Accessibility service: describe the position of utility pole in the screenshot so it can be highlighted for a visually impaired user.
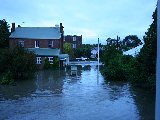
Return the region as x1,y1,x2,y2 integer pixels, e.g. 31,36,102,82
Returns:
97,38,100,84
156,1,160,120
98,38,100,68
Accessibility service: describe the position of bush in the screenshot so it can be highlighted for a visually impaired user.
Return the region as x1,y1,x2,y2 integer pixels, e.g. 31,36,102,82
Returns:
52,57,59,69
102,53,127,81
0,46,37,80
43,58,51,69
0,71,14,85
43,57,59,69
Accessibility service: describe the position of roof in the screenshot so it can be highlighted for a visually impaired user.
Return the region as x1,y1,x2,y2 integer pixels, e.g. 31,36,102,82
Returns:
10,27,61,39
123,44,143,57
27,48,60,56
58,54,69,60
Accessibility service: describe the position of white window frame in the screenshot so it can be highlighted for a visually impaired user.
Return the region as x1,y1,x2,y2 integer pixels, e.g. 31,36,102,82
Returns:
35,41,40,48
73,36,76,41
64,36,65,42
48,40,53,48
36,57,41,64
48,57,53,64
73,43,76,48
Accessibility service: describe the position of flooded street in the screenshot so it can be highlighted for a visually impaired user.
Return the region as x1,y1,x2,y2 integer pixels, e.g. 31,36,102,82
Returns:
0,62,155,120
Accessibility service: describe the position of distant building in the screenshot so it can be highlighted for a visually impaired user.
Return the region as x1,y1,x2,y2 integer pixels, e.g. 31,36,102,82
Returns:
9,23,69,68
64,35,82,49
91,47,103,58
123,44,143,57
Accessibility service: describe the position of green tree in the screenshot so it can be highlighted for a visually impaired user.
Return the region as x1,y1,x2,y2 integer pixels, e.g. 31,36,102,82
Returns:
102,45,122,65
0,46,37,81
101,7,157,89
0,19,10,48
135,8,157,88
63,42,74,58
74,48,83,58
123,35,142,48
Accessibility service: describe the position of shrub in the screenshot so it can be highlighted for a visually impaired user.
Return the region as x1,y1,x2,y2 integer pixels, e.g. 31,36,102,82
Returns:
52,57,59,69
43,58,51,69
0,46,37,80
44,57,59,69
0,71,14,85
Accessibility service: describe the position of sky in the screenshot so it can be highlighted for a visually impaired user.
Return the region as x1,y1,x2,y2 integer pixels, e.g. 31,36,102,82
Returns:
0,0,157,44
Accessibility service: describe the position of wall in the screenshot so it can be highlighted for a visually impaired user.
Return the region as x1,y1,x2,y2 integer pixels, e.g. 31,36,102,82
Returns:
65,35,82,49
9,38,60,48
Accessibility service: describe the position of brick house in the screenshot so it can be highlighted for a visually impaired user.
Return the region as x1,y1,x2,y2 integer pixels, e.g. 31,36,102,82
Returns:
9,23,69,68
64,35,82,49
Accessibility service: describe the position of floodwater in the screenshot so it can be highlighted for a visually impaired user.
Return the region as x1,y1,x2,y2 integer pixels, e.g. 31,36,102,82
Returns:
0,61,155,120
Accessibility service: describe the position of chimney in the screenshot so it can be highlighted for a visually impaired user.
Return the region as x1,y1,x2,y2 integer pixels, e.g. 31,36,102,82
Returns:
60,23,64,33
11,23,15,32
60,23,64,53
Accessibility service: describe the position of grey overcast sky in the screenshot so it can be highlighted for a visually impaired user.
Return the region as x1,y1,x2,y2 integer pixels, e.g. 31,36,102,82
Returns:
0,0,157,44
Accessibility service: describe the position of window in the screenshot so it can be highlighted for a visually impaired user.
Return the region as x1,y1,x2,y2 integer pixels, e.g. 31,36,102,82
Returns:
36,57,41,64
17,40,24,47
35,41,40,48
48,57,53,64
64,36,65,42
73,36,76,41
73,43,76,48
48,40,53,48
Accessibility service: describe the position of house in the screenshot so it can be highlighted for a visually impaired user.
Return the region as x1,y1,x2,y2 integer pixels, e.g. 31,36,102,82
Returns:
9,23,69,68
90,47,103,58
123,44,143,57
64,35,82,49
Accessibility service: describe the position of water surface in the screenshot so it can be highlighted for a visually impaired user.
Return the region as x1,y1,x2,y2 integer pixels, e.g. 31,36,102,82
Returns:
0,62,155,120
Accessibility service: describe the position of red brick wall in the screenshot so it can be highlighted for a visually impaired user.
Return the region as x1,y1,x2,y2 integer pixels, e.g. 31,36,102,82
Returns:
9,38,60,48
65,35,82,49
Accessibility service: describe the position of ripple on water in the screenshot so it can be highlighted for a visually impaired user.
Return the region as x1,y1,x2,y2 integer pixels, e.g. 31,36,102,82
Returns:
0,64,155,120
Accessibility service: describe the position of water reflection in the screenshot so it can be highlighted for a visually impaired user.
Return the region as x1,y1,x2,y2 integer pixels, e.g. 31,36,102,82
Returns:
34,70,65,95
130,87,155,120
0,62,155,120
0,79,36,100
105,81,129,101
82,65,91,70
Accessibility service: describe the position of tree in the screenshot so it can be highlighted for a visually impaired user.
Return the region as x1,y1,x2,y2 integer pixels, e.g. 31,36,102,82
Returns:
0,19,10,48
74,48,83,58
135,8,157,88
101,8,157,89
0,46,37,80
63,42,74,58
122,35,142,48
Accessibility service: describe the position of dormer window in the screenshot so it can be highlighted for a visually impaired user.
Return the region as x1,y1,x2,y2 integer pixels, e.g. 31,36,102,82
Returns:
48,40,53,48
35,41,39,48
